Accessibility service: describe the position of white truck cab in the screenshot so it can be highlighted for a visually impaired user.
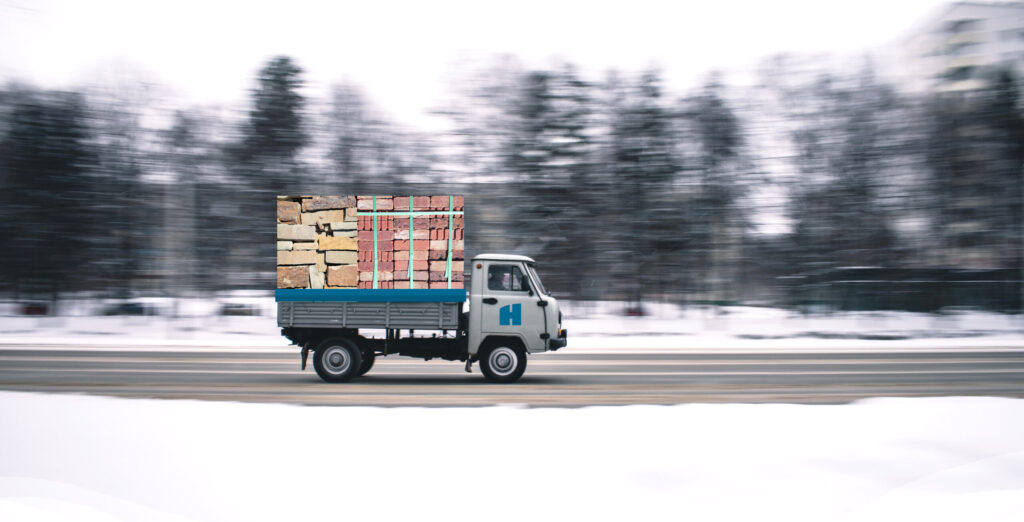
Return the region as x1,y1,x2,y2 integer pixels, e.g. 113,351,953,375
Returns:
467,254,566,381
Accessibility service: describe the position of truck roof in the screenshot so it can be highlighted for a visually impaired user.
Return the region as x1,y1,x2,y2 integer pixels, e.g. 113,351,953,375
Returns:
473,253,536,263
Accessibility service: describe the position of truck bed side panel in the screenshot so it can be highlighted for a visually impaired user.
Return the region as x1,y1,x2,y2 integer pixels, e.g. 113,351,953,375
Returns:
278,301,460,330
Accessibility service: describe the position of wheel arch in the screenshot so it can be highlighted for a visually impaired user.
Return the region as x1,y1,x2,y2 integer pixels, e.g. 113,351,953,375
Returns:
476,335,527,356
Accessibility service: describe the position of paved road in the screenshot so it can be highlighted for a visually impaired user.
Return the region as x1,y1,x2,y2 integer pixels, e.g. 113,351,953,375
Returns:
1,347,1023,406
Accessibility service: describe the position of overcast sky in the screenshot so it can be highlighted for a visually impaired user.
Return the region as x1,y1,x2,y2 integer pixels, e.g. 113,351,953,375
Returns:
1,0,951,127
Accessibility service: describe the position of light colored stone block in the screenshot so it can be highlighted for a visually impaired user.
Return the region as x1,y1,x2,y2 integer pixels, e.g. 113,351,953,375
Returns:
308,266,325,289
277,241,293,251
325,251,358,265
319,236,358,251
293,241,317,250
277,250,316,265
328,265,358,287
301,210,346,226
330,221,357,230
277,224,316,241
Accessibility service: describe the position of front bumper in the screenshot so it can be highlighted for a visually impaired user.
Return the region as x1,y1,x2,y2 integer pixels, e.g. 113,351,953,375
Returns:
548,329,567,350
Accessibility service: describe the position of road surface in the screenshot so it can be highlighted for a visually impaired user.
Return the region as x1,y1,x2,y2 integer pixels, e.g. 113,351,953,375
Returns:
1,347,1023,406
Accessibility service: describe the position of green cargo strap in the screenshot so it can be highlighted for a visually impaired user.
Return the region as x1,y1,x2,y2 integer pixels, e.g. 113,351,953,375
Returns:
446,195,454,289
408,196,414,283
372,196,378,289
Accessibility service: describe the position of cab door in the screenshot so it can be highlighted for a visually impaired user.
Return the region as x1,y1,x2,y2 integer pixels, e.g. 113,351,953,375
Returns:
480,262,546,352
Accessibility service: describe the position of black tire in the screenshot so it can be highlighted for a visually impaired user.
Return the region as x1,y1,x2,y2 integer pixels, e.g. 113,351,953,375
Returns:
479,344,527,383
357,350,376,376
313,337,363,383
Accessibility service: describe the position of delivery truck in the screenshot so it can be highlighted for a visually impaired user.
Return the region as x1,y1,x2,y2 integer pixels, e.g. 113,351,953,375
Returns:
277,253,567,383
276,195,566,382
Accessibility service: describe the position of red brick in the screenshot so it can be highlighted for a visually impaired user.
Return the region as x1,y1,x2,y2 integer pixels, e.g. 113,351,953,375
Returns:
429,281,449,289
395,250,409,261
413,250,428,260
394,240,409,251
453,195,464,211
357,196,373,210
413,217,429,228
394,197,411,211
376,230,394,242
453,250,464,260
429,271,446,281
358,262,372,271
412,270,428,281
375,196,393,211
413,196,430,211
454,216,464,228
430,196,449,209
429,250,446,260
412,229,428,240
412,259,429,271
377,262,393,272
395,218,410,230
376,240,393,253
453,271,464,282
395,269,409,281
430,261,447,272
394,281,410,289
430,217,447,229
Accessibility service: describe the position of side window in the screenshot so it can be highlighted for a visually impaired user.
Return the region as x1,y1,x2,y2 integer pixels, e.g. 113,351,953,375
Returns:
487,265,528,292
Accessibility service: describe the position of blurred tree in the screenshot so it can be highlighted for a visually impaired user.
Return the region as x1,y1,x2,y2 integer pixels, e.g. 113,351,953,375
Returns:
924,67,1024,269
782,66,905,273
605,71,685,302
0,88,97,301
321,83,436,190
682,78,750,304
244,56,307,164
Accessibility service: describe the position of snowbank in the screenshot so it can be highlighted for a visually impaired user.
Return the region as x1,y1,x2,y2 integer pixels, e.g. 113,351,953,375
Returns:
0,392,1021,521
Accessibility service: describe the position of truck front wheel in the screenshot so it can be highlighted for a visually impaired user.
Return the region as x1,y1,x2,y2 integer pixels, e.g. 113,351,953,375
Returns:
313,337,363,383
479,345,527,383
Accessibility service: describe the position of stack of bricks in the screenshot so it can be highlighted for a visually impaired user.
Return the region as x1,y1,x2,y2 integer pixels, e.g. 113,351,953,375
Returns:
277,195,464,290
355,195,465,289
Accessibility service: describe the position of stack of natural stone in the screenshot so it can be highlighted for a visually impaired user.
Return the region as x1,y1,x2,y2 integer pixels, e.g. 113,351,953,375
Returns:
276,195,465,290
277,196,359,289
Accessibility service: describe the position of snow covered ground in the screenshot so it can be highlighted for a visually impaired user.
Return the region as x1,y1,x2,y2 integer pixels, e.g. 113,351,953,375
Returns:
0,392,1022,522
1,298,1023,353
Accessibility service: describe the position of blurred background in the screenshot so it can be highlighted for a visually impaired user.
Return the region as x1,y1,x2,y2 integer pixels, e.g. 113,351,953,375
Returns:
1,0,1023,321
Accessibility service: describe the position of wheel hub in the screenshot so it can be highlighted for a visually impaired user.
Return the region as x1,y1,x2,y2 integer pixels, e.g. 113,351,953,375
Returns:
489,347,517,375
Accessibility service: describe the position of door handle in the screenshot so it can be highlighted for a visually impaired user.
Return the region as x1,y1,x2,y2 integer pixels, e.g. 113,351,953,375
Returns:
482,298,498,305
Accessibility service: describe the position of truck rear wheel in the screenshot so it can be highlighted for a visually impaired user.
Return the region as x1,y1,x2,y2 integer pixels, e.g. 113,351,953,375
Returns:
479,344,527,383
313,337,363,382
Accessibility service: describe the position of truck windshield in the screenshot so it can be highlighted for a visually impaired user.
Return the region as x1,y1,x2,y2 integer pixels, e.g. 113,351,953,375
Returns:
526,264,548,296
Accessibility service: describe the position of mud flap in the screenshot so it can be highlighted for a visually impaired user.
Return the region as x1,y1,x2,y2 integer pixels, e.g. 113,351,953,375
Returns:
301,345,310,370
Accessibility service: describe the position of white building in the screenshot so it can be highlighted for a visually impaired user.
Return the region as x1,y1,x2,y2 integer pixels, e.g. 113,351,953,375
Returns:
903,2,1024,91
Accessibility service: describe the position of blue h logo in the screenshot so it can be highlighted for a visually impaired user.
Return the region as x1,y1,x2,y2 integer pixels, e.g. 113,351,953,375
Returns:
499,303,521,326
